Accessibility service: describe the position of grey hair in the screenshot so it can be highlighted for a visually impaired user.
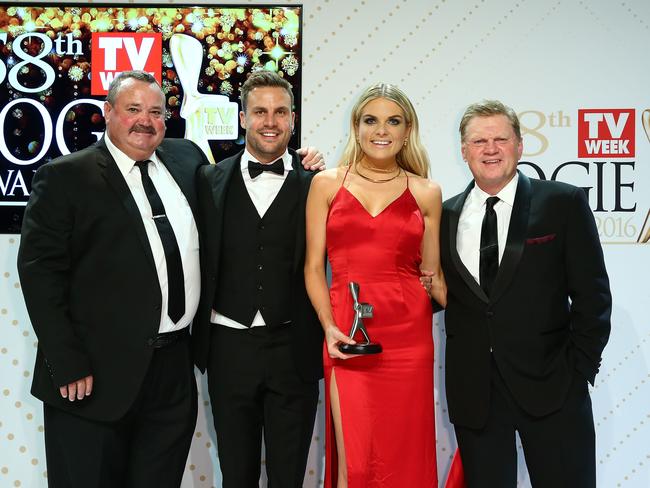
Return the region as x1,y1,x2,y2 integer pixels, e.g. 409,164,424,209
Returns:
459,100,521,142
106,70,161,105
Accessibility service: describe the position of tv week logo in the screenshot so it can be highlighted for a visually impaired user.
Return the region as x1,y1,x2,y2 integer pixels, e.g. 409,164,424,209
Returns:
91,33,162,96
578,109,635,158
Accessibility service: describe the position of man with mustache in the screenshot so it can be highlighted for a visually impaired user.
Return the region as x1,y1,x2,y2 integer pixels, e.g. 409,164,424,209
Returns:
18,70,203,487
17,70,322,487
194,70,323,487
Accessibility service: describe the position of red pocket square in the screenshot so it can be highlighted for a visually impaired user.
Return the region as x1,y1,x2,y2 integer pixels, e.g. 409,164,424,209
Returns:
526,233,556,245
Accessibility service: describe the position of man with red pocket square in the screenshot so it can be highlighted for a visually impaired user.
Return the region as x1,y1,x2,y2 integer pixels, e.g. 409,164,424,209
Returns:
438,100,611,487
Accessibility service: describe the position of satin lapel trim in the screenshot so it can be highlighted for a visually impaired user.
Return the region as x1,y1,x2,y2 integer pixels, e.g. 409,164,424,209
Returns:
210,157,237,215
208,157,238,274
292,154,311,273
97,150,157,273
156,146,198,219
490,172,531,304
449,181,488,303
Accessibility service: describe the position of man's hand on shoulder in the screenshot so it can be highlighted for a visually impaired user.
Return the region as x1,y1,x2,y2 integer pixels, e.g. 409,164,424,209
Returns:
60,375,93,402
297,147,325,171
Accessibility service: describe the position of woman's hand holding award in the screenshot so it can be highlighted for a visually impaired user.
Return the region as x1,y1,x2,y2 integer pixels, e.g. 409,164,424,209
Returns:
338,282,382,355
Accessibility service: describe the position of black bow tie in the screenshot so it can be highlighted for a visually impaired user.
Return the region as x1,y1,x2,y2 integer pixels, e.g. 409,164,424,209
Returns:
248,158,284,179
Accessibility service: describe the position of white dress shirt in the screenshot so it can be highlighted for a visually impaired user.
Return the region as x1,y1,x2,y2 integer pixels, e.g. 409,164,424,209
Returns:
457,173,519,287
105,135,200,334
211,149,293,329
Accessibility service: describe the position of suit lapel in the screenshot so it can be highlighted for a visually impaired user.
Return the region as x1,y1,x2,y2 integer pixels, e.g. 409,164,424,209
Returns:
207,153,240,273
210,154,239,216
292,152,311,273
156,144,198,219
96,140,157,273
490,171,531,303
449,181,488,302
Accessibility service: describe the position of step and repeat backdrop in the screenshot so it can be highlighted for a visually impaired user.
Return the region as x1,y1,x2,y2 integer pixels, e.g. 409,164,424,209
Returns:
0,1,648,487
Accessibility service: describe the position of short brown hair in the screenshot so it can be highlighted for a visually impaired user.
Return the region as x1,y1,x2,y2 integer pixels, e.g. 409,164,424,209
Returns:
240,71,294,112
459,100,521,142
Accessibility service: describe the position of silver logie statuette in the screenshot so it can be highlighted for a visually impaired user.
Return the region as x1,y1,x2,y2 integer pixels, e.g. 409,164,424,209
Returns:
338,282,382,355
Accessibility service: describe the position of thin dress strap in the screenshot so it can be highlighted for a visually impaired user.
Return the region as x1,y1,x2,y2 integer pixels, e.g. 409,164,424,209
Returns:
341,163,353,186
404,168,410,189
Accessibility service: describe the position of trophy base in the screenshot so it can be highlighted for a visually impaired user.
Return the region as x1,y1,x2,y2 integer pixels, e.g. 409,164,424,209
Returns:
339,342,382,355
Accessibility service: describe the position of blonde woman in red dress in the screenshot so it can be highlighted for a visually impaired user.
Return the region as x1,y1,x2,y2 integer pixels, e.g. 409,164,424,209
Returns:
305,83,447,488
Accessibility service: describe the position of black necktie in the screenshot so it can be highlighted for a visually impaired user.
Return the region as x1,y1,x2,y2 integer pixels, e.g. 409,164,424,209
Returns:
134,160,185,323
479,196,500,297
248,158,284,179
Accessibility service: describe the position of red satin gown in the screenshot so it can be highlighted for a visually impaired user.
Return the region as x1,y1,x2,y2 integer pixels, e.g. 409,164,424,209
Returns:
324,172,437,487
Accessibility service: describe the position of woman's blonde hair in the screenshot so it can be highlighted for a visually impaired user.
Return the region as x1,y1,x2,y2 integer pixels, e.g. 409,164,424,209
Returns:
339,83,430,178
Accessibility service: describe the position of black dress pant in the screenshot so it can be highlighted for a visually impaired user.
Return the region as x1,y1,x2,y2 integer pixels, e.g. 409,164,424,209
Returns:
455,362,596,488
44,336,197,488
207,323,319,488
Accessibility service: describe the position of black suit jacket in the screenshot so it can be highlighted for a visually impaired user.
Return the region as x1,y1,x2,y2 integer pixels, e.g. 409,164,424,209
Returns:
440,172,611,429
193,149,324,382
17,138,208,422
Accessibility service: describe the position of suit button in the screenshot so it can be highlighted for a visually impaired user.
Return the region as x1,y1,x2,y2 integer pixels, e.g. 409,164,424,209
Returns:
258,245,264,251
259,223,266,230
257,264,263,271
486,311,494,318
257,284,263,291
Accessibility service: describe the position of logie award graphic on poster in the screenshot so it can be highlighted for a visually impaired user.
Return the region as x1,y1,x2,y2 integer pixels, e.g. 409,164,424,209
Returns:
515,106,650,245
0,4,303,232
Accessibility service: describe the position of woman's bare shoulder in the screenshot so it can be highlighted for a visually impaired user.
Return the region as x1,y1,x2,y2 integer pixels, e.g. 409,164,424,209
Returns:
407,173,442,200
311,166,347,195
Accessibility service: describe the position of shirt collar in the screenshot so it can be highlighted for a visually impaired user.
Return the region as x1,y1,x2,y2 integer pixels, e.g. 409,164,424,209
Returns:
240,148,292,172
470,171,519,209
104,133,160,178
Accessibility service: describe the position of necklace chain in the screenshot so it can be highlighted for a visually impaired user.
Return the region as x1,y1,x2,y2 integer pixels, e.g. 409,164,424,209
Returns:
355,163,402,183
358,161,400,174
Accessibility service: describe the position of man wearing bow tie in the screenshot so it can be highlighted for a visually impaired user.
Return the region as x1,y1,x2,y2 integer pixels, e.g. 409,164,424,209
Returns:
438,100,611,487
194,71,324,487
